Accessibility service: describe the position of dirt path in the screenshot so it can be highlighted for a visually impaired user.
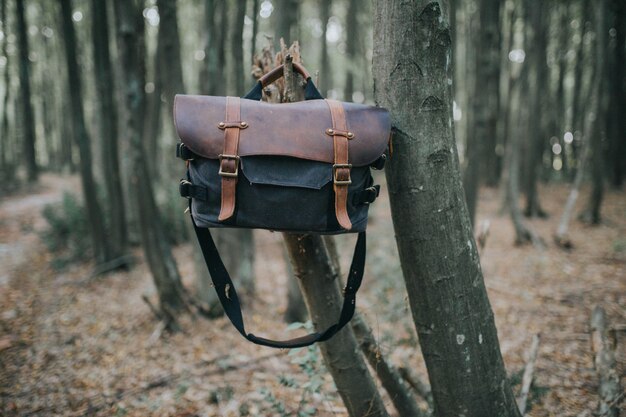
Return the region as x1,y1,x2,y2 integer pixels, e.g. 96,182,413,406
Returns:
1,175,625,416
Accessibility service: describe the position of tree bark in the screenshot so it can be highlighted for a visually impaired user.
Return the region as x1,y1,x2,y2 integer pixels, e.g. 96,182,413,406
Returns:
571,0,592,147
606,0,626,188
283,245,307,323
0,0,11,182
231,0,247,93
522,0,547,218
16,0,38,182
59,0,111,264
503,3,541,246
352,313,426,417
91,0,128,262
250,0,259,63
323,235,424,416
283,234,389,417
585,0,608,225
590,306,622,417
373,2,522,416
319,0,332,96
344,0,358,102
464,0,501,225
113,0,187,325
274,0,299,46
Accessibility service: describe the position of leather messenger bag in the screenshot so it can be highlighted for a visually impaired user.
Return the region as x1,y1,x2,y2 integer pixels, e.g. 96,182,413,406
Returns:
175,62,391,348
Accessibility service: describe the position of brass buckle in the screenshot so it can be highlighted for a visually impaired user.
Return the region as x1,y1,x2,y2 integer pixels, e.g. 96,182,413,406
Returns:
333,163,352,185
218,154,240,177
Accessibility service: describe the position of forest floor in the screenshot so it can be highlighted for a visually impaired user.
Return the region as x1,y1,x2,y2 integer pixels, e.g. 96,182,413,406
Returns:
0,173,624,417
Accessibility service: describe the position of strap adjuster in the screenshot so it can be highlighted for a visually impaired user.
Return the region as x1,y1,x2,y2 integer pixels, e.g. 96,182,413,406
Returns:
179,179,192,199
176,143,195,161
179,179,208,201
333,163,352,185
218,154,240,178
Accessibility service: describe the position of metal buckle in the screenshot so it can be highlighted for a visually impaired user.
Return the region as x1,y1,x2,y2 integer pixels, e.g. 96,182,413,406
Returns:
218,154,240,177
363,186,377,205
179,179,192,199
333,163,352,185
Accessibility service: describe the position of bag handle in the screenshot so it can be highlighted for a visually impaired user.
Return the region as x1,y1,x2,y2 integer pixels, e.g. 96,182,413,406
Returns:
259,62,311,87
243,62,324,102
190,216,366,349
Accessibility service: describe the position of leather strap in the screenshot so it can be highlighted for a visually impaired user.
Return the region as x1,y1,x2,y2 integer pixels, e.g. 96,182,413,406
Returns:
259,62,311,87
325,99,353,230
218,97,245,221
189,213,367,349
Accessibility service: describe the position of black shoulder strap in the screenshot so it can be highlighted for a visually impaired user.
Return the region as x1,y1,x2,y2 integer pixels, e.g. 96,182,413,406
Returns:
190,216,366,349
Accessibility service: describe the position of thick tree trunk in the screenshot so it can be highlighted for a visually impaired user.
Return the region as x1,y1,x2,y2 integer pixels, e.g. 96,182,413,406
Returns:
113,0,187,325
373,2,522,417
231,0,247,93
16,0,37,182
464,0,501,225
523,0,547,218
59,0,111,264
91,0,128,262
344,0,358,102
319,0,332,96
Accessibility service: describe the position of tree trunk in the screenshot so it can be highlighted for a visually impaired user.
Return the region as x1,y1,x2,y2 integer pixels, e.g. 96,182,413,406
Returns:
319,0,332,96
344,0,358,102
250,0,259,63
274,0,299,45
113,0,187,326
16,0,38,182
464,0,502,225
91,0,128,263
503,4,540,246
324,236,425,416
522,0,547,218
283,245,307,323
606,0,626,188
231,0,247,93
283,234,389,417
0,0,11,182
352,314,427,417
585,0,608,225
59,0,111,264
373,2,523,416
590,306,622,417
570,0,591,164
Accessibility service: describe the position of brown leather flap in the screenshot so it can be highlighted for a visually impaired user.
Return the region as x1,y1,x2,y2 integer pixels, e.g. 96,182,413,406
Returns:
174,95,391,167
